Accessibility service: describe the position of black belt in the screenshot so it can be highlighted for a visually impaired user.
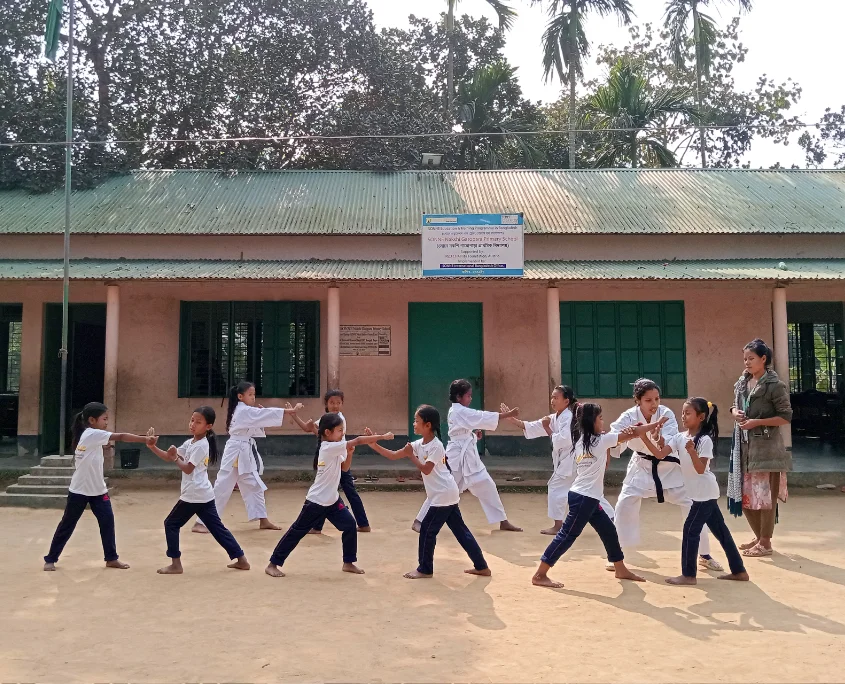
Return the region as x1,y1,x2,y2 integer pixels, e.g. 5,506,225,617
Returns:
637,452,680,503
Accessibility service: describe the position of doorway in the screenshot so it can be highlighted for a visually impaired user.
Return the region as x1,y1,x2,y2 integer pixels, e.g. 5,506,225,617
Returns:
408,302,484,445
41,304,107,454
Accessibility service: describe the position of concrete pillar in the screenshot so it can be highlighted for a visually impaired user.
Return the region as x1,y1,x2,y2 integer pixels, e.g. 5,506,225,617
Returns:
772,285,792,448
547,286,562,391
104,285,120,429
17,297,44,455
327,286,340,390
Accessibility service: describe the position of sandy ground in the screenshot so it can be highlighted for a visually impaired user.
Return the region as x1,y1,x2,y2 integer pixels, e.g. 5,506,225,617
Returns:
1,487,844,683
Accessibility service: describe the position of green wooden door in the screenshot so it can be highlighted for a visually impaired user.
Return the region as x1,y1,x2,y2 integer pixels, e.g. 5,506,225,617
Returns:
408,303,484,444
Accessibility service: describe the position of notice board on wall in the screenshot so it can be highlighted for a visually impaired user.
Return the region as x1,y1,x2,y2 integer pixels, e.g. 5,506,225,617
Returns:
340,325,391,356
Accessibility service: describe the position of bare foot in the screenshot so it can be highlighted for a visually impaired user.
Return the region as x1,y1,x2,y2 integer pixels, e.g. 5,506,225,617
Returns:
614,564,645,582
43,562,56,571
342,563,365,574
265,563,285,577
499,520,523,532
404,570,433,579
411,520,421,533
357,526,371,533
259,518,282,531
191,523,209,534
541,525,561,535
465,567,492,576
739,538,760,550
532,571,564,588
227,556,250,570
718,571,750,581
308,529,323,535
106,560,130,569
157,560,183,575
665,575,697,585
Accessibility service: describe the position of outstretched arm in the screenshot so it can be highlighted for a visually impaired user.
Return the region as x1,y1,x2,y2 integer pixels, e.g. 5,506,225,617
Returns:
641,432,672,459
616,418,669,445
500,403,526,429
348,432,394,449
286,403,317,434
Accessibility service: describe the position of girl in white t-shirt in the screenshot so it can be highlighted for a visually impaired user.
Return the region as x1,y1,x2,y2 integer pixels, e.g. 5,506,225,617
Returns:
147,406,249,574
532,403,664,589
43,402,155,571
368,405,490,579
265,413,392,578
641,397,749,586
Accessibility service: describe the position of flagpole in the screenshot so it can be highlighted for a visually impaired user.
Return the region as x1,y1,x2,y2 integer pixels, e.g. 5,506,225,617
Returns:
58,0,74,457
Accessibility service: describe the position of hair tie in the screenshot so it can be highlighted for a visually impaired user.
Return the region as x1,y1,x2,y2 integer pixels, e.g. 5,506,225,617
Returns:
707,401,712,409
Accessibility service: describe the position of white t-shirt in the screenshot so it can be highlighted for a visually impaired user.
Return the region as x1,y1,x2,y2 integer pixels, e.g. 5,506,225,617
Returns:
307,439,348,506
569,433,620,500
412,438,459,507
177,437,215,504
69,428,111,496
668,432,720,502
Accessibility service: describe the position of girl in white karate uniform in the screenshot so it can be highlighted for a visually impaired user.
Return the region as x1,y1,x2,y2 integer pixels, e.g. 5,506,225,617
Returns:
193,381,298,534
507,385,614,535
609,378,723,572
412,379,522,533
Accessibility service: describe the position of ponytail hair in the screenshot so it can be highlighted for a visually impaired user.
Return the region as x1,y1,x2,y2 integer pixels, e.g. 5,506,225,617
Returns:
415,404,443,442
226,381,255,431
313,412,345,470
554,384,577,415
194,405,219,465
71,402,108,450
687,397,719,455
570,402,602,457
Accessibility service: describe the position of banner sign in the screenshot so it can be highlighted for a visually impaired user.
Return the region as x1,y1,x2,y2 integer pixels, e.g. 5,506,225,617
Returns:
421,213,524,277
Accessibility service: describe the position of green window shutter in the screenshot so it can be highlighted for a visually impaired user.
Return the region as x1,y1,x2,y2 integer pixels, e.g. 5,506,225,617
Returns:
662,302,687,397
262,302,320,398
560,302,574,382
178,302,192,397
262,302,293,397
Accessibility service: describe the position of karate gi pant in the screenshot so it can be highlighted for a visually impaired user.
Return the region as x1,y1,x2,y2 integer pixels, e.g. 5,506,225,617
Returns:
548,472,615,522
614,478,711,556
213,467,269,522
416,468,507,525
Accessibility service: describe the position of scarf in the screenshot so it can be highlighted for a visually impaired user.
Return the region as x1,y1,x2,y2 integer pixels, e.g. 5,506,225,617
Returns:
727,372,748,517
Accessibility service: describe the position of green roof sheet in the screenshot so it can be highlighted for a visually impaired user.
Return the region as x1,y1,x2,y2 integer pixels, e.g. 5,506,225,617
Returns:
1,169,844,236
1,258,842,281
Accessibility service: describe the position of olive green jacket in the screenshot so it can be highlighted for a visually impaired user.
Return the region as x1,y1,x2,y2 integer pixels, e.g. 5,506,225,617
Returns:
734,369,793,473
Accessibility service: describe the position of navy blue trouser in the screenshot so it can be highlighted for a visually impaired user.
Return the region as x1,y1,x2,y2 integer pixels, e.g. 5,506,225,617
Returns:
165,499,244,560
271,498,357,566
45,491,118,563
418,504,488,575
541,491,623,567
312,469,369,531
682,499,746,577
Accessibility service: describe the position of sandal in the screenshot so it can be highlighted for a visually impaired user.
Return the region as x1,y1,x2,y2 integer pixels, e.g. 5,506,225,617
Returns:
739,539,760,551
742,544,773,557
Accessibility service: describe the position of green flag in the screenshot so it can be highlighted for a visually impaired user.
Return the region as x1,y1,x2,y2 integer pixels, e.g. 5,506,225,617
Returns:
44,0,63,62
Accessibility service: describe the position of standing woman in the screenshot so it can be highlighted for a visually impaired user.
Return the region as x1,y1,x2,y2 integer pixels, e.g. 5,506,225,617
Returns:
728,339,792,558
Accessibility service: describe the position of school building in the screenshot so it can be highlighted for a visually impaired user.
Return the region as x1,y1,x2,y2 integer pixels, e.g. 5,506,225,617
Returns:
1,168,844,458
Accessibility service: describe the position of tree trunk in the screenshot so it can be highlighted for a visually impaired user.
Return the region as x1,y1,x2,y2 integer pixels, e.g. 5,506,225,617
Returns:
567,4,577,169
445,0,455,114
630,136,638,168
693,3,707,168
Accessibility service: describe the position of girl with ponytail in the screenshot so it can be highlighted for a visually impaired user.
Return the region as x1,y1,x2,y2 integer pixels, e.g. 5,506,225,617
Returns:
641,398,748,585
265,414,391,578
192,381,301,534
505,385,613,535
44,402,156,571
367,406,490,580
147,406,249,574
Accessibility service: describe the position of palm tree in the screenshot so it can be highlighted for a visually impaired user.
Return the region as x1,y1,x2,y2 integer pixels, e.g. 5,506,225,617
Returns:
532,0,634,168
445,0,517,112
456,63,544,168
664,0,753,167
585,57,696,168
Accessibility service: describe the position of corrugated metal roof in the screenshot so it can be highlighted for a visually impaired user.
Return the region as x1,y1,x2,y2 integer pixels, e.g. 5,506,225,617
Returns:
1,169,844,236
1,258,843,281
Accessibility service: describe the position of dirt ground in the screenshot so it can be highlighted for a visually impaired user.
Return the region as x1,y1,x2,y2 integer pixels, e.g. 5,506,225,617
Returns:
1,487,844,683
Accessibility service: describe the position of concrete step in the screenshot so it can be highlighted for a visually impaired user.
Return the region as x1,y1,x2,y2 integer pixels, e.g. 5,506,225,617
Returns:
7,483,74,495
41,455,73,467
17,474,75,487
0,487,117,508
29,465,77,477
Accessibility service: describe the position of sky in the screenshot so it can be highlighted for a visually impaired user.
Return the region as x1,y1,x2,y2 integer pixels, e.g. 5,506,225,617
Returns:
365,0,844,167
